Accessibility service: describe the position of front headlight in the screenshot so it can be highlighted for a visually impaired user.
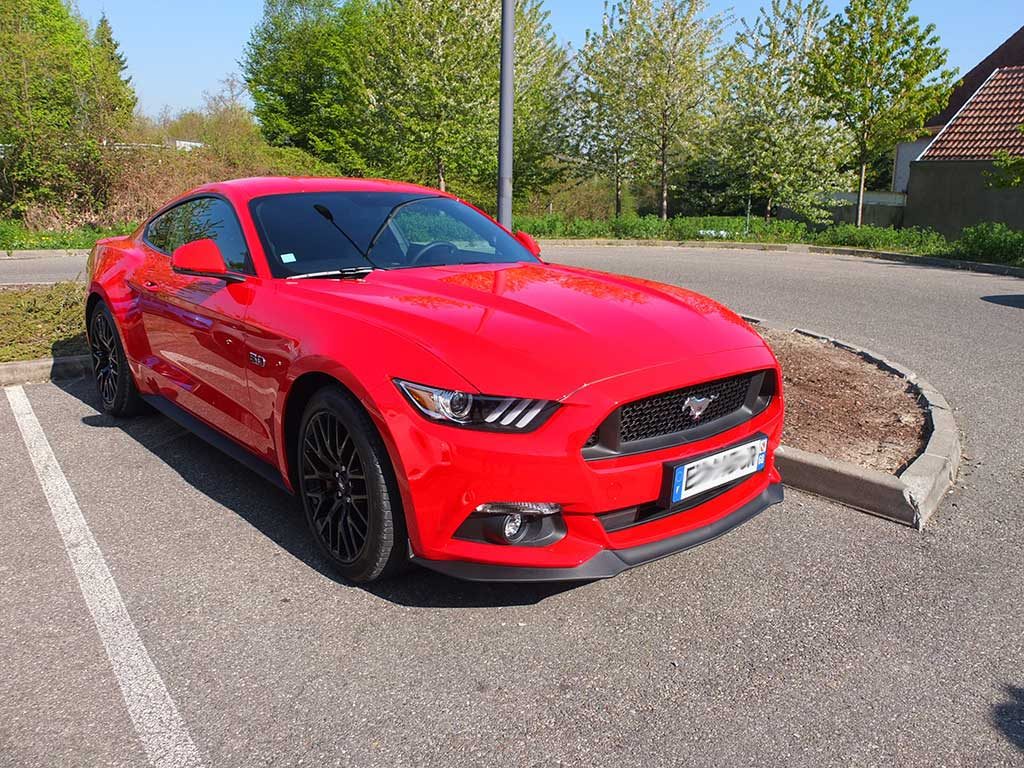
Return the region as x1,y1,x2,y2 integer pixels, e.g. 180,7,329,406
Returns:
395,379,558,431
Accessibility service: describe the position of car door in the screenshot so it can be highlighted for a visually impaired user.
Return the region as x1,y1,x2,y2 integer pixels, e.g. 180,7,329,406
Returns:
134,196,264,451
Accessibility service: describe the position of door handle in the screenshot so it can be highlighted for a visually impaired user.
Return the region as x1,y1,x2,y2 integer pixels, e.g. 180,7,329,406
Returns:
142,280,159,292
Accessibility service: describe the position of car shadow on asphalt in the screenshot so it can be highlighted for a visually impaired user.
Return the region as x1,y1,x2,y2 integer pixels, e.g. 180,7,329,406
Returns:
993,685,1024,753
52,374,582,609
980,294,1024,309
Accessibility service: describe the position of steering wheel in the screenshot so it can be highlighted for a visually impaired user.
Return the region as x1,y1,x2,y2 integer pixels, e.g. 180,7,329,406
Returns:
410,241,458,265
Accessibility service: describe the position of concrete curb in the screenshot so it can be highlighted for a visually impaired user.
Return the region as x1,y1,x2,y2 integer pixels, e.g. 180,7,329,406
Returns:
0,355,91,386
0,248,89,260
540,239,1024,279
2,328,961,530
744,315,960,529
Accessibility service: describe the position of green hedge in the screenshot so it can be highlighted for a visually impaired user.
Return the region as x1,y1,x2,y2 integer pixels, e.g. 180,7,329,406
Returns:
951,223,1024,267
3,214,1021,269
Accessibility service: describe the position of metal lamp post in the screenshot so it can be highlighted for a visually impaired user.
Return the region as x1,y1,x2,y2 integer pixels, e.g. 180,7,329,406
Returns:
497,0,514,228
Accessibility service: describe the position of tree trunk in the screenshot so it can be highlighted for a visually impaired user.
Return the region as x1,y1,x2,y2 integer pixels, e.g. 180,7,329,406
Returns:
615,171,622,218
765,196,773,223
660,137,669,221
856,162,867,227
437,157,446,192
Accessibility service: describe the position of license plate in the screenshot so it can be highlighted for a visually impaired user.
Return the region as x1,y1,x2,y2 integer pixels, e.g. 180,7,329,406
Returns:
670,437,768,503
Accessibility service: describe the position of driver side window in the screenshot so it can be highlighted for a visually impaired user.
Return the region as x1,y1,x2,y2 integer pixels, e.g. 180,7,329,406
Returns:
145,197,253,274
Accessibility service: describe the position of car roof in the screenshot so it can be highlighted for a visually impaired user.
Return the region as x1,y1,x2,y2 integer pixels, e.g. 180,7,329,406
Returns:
188,176,445,203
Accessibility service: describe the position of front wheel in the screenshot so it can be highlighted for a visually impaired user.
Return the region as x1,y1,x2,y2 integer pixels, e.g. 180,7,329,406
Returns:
297,386,407,582
88,302,145,417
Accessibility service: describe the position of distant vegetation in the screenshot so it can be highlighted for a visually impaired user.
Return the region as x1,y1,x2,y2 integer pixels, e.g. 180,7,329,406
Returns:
4,215,1019,268
1,0,961,231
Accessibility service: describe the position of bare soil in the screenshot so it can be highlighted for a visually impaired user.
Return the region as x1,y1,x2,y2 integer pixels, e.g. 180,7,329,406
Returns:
758,327,927,474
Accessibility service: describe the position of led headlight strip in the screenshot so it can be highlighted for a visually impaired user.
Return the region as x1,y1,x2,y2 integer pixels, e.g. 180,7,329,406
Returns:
395,379,558,432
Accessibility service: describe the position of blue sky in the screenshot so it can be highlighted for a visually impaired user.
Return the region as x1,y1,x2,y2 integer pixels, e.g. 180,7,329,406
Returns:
75,0,1024,116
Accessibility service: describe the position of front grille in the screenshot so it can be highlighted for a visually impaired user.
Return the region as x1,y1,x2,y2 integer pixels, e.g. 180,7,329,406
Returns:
619,372,755,443
583,370,772,459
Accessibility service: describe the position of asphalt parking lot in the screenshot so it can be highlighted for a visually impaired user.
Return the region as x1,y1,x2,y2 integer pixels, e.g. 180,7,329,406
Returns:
2,246,1022,767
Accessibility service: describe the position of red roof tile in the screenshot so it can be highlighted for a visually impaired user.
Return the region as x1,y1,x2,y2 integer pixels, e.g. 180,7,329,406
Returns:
927,25,1024,128
922,66,1024,161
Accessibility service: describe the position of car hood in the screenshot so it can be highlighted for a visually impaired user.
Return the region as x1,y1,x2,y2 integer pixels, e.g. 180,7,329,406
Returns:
291,262,768,398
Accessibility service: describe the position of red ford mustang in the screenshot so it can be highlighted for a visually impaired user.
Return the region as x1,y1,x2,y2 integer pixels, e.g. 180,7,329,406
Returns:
86,177,784,582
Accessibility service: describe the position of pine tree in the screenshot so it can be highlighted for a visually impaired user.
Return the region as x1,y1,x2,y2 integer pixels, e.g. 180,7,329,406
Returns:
90,14,137,143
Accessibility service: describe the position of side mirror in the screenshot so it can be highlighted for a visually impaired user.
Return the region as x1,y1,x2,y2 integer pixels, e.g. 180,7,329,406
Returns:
171,239,243,282
514,230,541,257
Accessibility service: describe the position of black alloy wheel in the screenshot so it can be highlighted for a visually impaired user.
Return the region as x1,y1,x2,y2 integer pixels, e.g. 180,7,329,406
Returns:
88,302,144,417
301,410,371,563
297,386,406,582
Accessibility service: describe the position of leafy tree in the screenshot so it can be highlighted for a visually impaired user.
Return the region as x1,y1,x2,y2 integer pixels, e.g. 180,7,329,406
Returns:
365,0,566,205
245,0,566,208
722,0,851,221
631,0,723,219
244,0,374,174
991,126,1024,188
807,0,957,226
571,2,642,217
0,0,100,214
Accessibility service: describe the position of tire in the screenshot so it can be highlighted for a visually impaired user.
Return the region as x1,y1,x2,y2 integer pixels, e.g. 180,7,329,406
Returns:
297,385,407,582
88,302,145,417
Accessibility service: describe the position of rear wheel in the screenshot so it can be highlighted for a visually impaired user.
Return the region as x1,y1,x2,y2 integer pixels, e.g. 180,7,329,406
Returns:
89,302,144,417
297,386,406,582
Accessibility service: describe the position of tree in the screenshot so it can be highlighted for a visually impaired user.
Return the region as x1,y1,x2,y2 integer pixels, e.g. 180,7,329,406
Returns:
244,0,374,174
722,0,851,221
631,0,723,219
991,126,1024,188
89,13,136,143
807,0,956,226
0,0,101,215
364,0,565,204
245,0,566,208
571,2,642,217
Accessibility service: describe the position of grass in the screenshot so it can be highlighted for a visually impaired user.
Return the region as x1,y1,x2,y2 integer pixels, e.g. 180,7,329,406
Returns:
0,282,88,362
0,219,136,251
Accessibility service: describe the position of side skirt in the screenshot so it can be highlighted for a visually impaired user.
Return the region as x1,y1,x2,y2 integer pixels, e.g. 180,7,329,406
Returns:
141,394,291,493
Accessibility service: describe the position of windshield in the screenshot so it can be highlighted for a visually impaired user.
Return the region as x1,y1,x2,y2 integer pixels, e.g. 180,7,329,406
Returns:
248,191,539,278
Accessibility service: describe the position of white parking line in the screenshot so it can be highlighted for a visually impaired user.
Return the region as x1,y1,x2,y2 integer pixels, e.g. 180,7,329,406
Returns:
5,385,204,768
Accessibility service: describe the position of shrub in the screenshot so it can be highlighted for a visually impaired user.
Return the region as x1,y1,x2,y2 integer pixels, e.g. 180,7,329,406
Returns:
813,224,949,255
951,223,1024,267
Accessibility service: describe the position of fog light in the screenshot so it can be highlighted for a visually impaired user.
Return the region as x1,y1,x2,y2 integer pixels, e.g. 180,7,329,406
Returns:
502,513,524,541
476,502,563,545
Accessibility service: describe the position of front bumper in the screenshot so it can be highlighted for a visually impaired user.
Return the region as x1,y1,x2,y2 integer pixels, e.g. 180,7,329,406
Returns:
412,482,783,581
374,346,784,580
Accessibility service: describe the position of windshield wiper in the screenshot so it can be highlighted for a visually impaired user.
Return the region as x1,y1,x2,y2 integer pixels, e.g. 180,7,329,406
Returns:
366,195,438,258
293,267,374,280
313,203,380,270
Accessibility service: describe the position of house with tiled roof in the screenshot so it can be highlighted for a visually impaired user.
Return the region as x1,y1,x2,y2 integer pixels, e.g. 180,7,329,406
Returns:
893,25,1024,193
903,64,1024,237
